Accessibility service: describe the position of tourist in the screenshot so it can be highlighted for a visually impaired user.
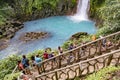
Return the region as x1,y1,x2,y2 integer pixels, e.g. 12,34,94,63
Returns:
67,43,75,64
30,55,35,67
22,55,32,75
68,43,74,50
48,51,54,59
22,55,29,68
58,46,64,60
106,40,112,47
17,60,24,71
35,55,42,65
18,71,32,80
100,35,107,51
73,42,77,48
43,50,48,59
100,35,106,47
92,35,96,41
58,46,63,55
34,55,42,74
48,51,55,66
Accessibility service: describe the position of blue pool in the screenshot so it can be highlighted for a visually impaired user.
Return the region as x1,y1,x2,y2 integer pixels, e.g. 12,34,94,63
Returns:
0,16,97,59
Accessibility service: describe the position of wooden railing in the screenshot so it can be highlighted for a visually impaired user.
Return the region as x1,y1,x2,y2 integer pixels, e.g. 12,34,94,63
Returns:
35,31,120,74
12,65,18,74
11,31,120,76
35,49,120,80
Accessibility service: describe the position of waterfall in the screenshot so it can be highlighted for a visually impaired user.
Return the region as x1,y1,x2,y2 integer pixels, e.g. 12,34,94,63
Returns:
70,0,89,22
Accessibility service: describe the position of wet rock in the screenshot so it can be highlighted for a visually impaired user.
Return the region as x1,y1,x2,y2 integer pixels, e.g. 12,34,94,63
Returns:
0,39,9,50
11,21,23,27
19,32,50,42
70,32,88,40
0,20,23,40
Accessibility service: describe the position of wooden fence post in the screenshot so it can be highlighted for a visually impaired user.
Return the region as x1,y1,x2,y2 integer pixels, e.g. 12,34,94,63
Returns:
42,62,45,72
37,65,41,74
76,48,80,62
58,56,61,68
55,71,58,80
98,40,102,55
35,78,37,80
106,54,113,66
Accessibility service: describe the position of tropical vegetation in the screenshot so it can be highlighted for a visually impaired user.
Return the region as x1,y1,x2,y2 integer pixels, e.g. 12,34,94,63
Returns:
86,66,120,80
90,0,120,36
0,0,120,80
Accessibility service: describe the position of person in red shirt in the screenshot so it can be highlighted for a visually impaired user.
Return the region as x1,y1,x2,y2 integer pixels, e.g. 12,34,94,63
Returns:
43,50,48,59
18,60,24,71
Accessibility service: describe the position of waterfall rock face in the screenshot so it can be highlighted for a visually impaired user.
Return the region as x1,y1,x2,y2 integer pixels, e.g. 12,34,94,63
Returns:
70,0,89,22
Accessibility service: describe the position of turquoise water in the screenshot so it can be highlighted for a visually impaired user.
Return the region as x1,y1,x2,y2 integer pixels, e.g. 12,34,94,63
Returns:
0,16,96,59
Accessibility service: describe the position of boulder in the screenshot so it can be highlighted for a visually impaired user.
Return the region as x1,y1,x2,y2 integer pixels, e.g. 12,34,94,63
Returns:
70,32,88,40
19,32,51,42
0,20,23,40
0,39,9,50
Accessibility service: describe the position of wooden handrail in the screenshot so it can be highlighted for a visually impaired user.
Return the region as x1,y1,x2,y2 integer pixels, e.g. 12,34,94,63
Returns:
37,31,120,65
12,65,18,74
35,49,120,78
11,31,120,76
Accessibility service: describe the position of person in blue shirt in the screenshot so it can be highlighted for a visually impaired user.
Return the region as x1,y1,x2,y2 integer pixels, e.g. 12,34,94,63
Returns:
35,55,42,66
22,55,29,68
22,55,32,75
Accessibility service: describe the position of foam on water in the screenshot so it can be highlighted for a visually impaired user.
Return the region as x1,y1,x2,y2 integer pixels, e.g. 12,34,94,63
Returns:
70,0,89,22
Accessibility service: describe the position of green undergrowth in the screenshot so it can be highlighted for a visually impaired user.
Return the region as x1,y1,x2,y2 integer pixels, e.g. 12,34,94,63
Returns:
0,48,59,80
0,0,77,21
72,66,120,80
0,0,120,79
4,72,20,80
90,0,120,36
0,55,20,80
0,7,14,26
86,66,120,80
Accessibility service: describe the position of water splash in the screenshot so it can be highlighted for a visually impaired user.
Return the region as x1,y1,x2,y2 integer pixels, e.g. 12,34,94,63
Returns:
70,0,89,22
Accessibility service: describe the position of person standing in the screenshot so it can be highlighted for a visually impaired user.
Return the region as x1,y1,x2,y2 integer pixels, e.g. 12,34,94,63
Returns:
35,55,42,65
17,60,24,71
43,50,48,59
58,46,63,55
92,35,96,41
35,55,42,74
21,55,32,75
22,55,29,68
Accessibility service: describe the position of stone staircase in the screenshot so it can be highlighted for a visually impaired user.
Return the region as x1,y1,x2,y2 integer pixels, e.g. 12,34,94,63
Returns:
32,31,120,75
12,31,120,80
35,49,120,80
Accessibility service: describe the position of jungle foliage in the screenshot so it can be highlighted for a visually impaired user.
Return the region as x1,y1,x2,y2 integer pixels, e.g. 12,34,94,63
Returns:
0,0,120,79
90,0,120,35
0,50,44,80
86,66,120,80
0,55,20,80
0,0,76,21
